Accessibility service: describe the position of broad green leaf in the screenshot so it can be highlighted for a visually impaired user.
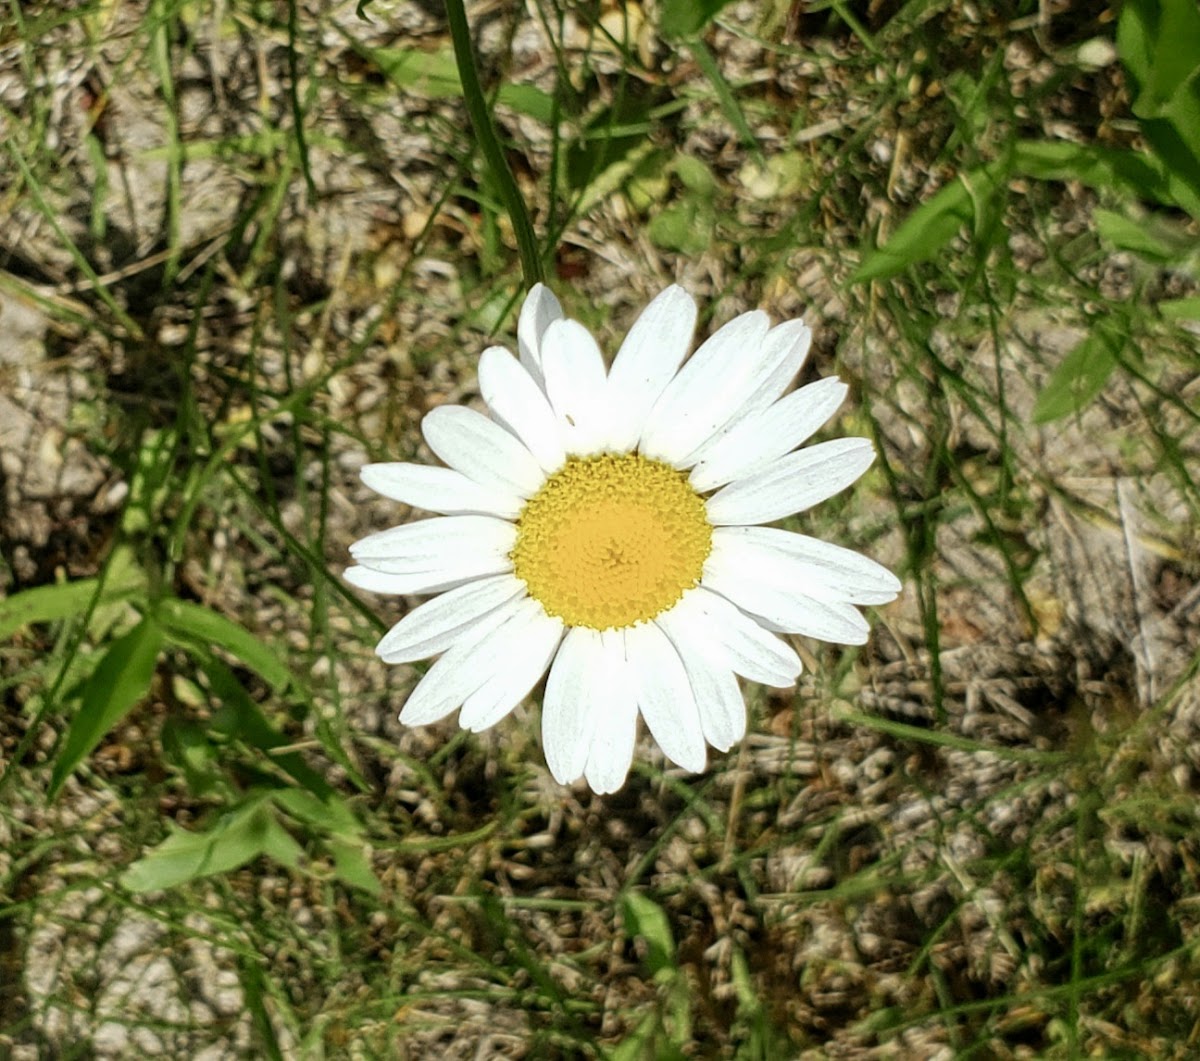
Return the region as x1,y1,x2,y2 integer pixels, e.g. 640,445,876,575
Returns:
1138,110,1200,220
48,616,163,799
121,797,302,892
271,790,380,894
202,657,333,799
851,163,1005,283
660,0,737,39
0,546,145,641
272,788,360,835
621,892,676,976
1011,140,1176,207
2,580,121,641
158,597,291,691
1031,328,1123,424
1115,5,1200,218
1117,0,1200,118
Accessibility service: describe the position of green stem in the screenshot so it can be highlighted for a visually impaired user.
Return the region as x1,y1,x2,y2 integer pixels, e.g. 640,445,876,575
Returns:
443,0,545,290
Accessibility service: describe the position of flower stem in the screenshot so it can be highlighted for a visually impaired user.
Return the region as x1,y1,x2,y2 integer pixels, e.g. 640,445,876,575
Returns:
444,0,545,290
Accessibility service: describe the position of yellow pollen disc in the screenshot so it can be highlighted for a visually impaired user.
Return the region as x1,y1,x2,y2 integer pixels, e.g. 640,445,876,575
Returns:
511,454,713,630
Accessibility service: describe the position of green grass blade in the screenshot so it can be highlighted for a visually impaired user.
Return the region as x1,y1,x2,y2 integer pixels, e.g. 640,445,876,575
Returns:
686,39,763,161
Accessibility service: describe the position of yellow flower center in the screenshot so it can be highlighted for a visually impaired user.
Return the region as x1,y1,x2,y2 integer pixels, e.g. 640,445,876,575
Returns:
511,454,713,630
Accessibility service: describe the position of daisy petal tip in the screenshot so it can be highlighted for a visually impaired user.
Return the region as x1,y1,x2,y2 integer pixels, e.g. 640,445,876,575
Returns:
678,747,708,775
545,759,583,787
658,282,697,313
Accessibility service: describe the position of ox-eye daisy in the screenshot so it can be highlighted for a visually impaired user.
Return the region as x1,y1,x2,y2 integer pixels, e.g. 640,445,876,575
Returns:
348,285,900,793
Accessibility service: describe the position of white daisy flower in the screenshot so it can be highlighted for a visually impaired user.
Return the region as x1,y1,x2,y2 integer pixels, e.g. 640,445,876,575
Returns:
348,285,900,794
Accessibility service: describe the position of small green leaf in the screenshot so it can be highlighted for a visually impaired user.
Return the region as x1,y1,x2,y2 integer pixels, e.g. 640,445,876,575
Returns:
621,892,676,977
648,202,713,254
498,83,556,124
1093,207,1195,262
659,0,737,39
1031,328,1123,424
48,616,163,799
327,837,382,896
852,164,1005,283
1,581,115,641
609,1013,666,1061
121,797,301,892
370,45,462,99
673,153,717,196
358,43,554,122
1160,297,1200,321
158,597,291,691
272,788,360,835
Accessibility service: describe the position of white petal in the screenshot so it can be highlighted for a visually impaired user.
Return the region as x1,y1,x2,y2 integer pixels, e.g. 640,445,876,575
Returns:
478,346,567,475
349,515,515,573
541,627,603,784
740,319,812,414
345,565,409,595
458,607,564,733
584,630,639,794
540,318,611,455
361,462,524,519
604,286,697,451
399,601,538,726
705,437,875,526
658,610,746,752
375,575,527,663
703,544,871,644
345,565,496,598
422,405,546,498
663,587,801,687
713,526,901,605
638,310,771,465
624,622,707,773
517,283,563,387
688,377,848,492
672,319,820,469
